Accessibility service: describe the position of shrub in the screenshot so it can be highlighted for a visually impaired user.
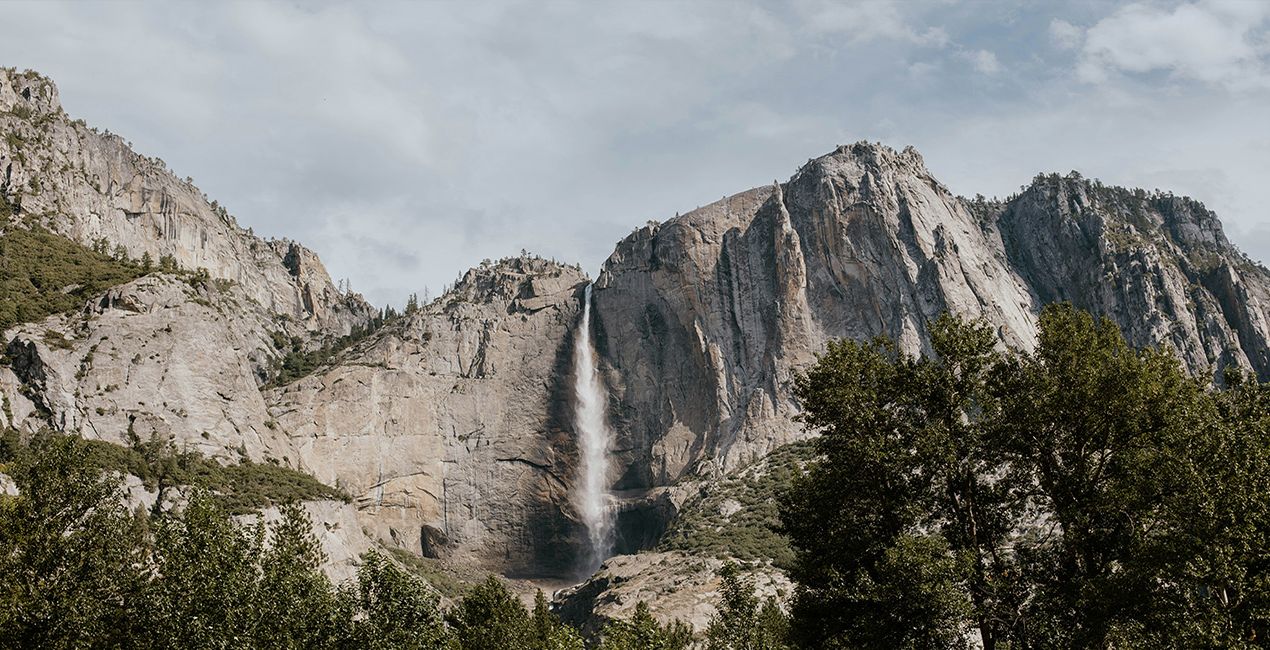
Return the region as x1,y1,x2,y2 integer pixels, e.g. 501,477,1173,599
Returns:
0,226,144,332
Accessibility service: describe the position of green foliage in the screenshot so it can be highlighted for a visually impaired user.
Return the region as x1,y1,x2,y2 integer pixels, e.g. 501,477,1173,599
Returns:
386,547,487,601
0,225,145,332
782,305,1270,649
0,432,450,648
142,492,273,647
781,314,1003,649
25,429,350,515
658,441,811,566
344,551,452,649
448,575,532,650
257,502,347,647
704,563,790,650
597,602,694,650
995,306,1266,647
531,590,586,650
0,432,148,648
267,313,394,387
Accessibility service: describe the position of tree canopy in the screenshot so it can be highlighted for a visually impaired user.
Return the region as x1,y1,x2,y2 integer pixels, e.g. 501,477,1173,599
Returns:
780,304,1270,649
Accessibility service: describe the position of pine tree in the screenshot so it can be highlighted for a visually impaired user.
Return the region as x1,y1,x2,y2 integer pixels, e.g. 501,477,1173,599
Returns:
344,550,451,649
529,590,584,650
598,602,693,650
448,575,531,650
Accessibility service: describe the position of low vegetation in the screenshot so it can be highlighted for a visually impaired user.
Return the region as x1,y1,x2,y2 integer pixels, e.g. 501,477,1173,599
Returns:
268,326,377,387
386,547,479,600
1,428,347,516
0,225,146,332
657,441,812,567
267,306,402,387
0,430,743,649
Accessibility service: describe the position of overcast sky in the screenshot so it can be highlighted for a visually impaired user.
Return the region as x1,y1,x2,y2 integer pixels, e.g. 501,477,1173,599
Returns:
2,1,1268,307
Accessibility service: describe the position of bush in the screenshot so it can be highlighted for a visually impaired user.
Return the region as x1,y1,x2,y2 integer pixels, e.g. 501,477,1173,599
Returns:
657,441,812,567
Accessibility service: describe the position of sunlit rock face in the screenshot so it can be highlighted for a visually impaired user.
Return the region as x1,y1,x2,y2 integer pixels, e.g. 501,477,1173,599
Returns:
267,257,595,578
0,68,372,338
594,143,1270,495
593,143,1039,487
996,174,1270,380
571,143,1270,627
1,69,371,462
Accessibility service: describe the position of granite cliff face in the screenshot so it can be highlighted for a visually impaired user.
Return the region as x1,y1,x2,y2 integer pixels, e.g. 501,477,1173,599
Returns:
5,68,1270,628
1,68,372,460
557,144,1270,627
996,174,1270,379
2,275,296,461
0,69,371,337
593,144,1038,485
592,144,1270,492
267,257,593,578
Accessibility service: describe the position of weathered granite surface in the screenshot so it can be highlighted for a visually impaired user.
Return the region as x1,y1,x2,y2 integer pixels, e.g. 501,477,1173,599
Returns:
593,143,1270,491
5,68,1270,630
267,257,593,578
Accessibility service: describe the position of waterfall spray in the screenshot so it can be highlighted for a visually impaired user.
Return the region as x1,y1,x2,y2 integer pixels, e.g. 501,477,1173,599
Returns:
573,284,615,573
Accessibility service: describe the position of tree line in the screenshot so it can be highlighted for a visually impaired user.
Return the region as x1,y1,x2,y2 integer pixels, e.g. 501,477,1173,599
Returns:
3,303,1267,648
0,431,781,649
780,304,1270,648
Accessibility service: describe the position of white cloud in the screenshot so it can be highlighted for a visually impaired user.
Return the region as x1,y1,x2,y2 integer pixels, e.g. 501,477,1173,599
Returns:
970,50,1001,75
793,0,946,46
1076,1,1270,88
1,0,1267,303
1049,19,1082,50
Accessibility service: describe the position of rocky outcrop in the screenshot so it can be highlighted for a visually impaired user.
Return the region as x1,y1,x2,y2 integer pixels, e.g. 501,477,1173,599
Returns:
267,257,593,578
997,173,1270,380
594,144,1039,483
0,68,371,337
0,472,17,497
1,274,296,461
1,67,376,464
554,552,792,636
593,144,1270,495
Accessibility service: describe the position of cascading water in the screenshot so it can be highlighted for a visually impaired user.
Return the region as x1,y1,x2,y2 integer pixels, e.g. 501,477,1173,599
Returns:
573,284,615,573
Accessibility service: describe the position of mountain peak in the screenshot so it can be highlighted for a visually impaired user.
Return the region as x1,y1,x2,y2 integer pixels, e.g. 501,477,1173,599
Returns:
0,68,61,117
443,253,586,308
1014,170,1236,259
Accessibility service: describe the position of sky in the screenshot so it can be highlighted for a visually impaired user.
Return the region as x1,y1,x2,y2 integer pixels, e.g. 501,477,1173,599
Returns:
1,0,1268,308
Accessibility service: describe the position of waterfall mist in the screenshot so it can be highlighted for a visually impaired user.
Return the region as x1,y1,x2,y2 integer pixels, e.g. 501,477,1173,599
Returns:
572,284,615,574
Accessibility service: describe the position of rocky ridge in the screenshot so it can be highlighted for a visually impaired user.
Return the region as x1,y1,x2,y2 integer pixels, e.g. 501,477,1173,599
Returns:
0,68,371,340
591,143,1270,491
1,67,375,458
557,143,1270,626
4,67,1270,630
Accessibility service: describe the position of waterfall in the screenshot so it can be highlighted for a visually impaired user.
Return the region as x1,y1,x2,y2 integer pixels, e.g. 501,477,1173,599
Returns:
573,284,614,573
